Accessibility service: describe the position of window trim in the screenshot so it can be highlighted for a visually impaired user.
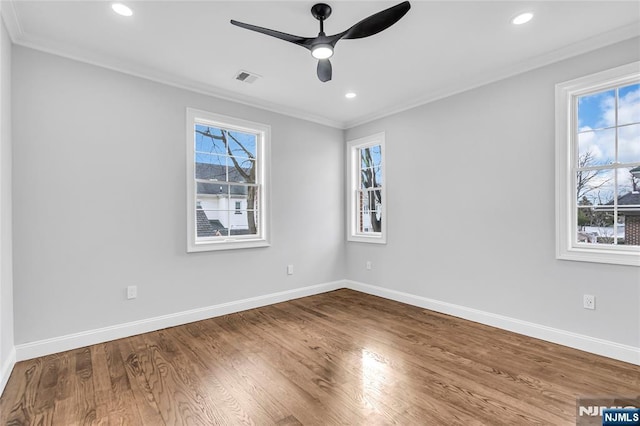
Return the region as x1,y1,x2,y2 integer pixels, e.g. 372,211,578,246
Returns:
186,108,271,252
347,132,387,244
555,61,640,266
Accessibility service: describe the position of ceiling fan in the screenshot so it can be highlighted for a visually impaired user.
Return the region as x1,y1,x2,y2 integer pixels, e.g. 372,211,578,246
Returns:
231,2,411,83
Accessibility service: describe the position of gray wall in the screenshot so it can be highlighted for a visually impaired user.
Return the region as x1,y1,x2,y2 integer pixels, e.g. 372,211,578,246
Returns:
0,8,14,385
12,47,345,344
345,37,640,348
8,36,640,356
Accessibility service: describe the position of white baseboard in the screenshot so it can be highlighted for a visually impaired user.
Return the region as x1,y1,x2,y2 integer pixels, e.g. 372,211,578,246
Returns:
14,279,640,366
15,280,345,361
0,346,16,396
344,280,640,366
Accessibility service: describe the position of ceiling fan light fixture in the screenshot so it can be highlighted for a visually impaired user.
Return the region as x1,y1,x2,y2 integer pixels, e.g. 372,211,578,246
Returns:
311,44,334,60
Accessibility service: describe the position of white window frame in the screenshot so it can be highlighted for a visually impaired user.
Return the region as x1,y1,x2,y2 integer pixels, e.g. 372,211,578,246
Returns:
347,132,387,244
555,62,640,266
186,108,270,252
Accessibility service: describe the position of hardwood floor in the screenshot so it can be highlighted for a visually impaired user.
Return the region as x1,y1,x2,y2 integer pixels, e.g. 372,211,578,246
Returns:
1,289,638,425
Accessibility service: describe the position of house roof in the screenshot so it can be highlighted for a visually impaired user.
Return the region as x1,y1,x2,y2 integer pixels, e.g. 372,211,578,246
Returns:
196,210,218,237
196,163,250,196
616,191,640,206
594,191,640,214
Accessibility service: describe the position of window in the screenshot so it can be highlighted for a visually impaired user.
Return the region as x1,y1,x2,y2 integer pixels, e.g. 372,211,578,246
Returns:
186,108,270,252
347,133,387,244
555,62,640,266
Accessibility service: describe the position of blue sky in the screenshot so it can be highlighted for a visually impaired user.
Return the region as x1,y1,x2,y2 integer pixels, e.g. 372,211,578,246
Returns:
195,124,256,161
578,83,639,166
577,83,640,205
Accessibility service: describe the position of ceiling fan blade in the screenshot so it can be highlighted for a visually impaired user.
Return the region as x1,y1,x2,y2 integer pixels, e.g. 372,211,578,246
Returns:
317,59,332,82
230,20,313,49
340,1,411,40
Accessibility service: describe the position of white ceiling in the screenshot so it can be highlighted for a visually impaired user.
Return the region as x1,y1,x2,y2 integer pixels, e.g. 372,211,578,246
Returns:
3,1,640,128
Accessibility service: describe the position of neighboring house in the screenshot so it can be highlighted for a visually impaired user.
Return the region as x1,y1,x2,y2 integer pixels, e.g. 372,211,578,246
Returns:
195,162,251,237
608,191,640,245
591,168,640,245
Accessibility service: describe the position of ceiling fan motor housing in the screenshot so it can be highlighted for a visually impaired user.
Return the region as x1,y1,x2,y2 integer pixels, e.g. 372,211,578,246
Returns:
311,3,332,21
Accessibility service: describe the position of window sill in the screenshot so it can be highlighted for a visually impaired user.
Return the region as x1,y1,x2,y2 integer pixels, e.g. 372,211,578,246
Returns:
557,246,640,267
347,234,387,244
188,238,270,253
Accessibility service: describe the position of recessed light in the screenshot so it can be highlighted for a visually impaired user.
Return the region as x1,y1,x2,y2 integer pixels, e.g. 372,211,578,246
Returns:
512,12,533,25
112,3,133,17
345,92,357,99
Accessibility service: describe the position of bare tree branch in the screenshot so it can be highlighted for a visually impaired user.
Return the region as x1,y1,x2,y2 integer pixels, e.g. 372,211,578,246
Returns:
577,150,611,200
226,131,255,159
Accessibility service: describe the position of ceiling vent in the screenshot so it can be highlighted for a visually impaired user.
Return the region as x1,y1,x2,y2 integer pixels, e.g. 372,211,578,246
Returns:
235,70,260,84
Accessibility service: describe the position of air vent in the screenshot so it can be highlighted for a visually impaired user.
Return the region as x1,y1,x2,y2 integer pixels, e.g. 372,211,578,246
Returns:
235,70,260,84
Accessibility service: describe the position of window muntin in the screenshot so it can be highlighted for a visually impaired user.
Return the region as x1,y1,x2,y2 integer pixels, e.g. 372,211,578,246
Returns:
187,109,270,252
358,145,383,233
575,83,640,247
555,62,640,265
348,133,387,243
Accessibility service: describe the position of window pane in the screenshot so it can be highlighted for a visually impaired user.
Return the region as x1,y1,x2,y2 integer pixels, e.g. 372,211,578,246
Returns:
198,185,255,202
577,169,616,245
228,158,256,183
358,190,382,213
227,131,256,160
618,167,640,199
361,167,383,189
246,187,259,211
229,210,259,236
196,205,229,238
577,169,615,206
618,123,640,165
617,169,640,245
195,125,226,154
360,145,382,168
576,208,618,246
577,89,615,130
357,191,382,233
577,207,597,242
195,155,226,180
618,83,640,126
197,182,229,196
578,128,614,167
357,188,383,234
620,214,640,247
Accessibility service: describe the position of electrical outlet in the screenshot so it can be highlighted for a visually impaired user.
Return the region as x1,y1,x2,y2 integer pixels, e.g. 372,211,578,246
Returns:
583,294,595,310
366,261,372,270
287,265,294,275
127,285,137,300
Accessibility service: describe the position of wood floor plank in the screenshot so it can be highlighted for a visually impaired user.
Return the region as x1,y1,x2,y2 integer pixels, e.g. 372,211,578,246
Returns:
172,323,296,424
278,298,551,424
1,289,639,425
117,338,166,425
91,342,142,425
185,319,335,425
0,359,43,425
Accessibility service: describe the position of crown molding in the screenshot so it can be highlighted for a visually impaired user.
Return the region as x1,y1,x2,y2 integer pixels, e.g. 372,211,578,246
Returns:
11,32,346,129
0,0,23,42
344,22,640,129
5,3,639,131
